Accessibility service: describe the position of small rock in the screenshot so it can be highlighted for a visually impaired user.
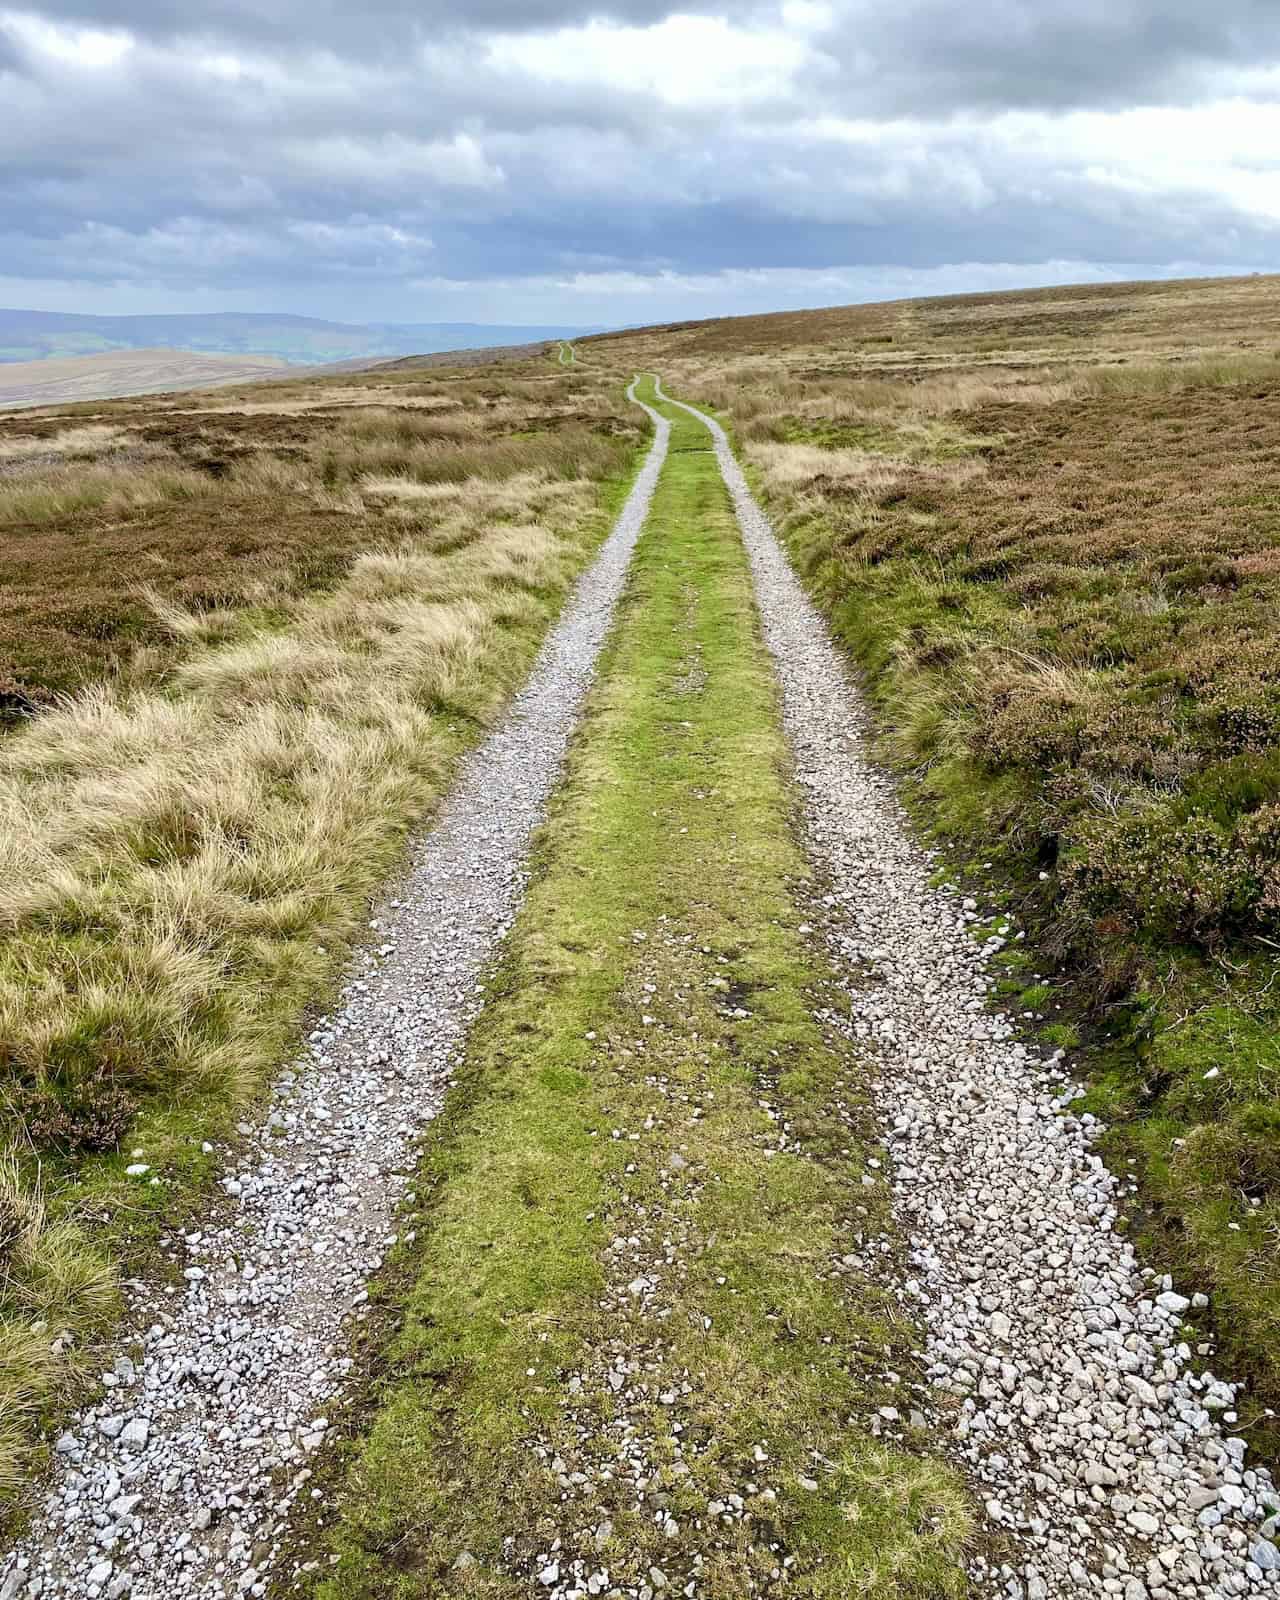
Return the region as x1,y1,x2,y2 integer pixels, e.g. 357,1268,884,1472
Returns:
1251,1539,1279,1573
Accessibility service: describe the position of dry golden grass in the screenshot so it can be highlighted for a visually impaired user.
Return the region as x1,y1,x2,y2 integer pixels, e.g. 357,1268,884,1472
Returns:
0,454,216,524
359,472,455,501
0,348,640,1496
0,360,636,718
178,385,464,417
0,424,133,465
749,439,985,494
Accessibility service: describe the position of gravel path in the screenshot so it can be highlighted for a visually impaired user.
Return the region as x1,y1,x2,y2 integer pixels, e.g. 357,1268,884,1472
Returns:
0,382,669,1600
664,383,1280,1600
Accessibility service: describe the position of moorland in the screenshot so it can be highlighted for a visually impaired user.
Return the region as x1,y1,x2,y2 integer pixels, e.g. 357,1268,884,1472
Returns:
3,273,1280,1581
602,271,1280,1445
0,353,640,1489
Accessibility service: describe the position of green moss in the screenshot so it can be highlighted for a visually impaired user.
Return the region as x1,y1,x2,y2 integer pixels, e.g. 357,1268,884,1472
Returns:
1040,1022,1082,1050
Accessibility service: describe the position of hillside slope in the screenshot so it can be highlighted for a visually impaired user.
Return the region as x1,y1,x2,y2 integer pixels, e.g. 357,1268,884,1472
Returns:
598,270,1280,1446
0,347,291,409
0,308,598,367
2,276,1279,1600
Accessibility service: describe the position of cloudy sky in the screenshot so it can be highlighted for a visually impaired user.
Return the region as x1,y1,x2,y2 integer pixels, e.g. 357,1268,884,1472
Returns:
3,0,1280,325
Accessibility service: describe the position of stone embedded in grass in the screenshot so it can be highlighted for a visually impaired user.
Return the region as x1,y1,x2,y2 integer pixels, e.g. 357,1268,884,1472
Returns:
1155,1290,1191,1316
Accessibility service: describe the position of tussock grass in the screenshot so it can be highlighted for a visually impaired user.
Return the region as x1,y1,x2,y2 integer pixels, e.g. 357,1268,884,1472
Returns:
323,424,626,489
1078,350,1280,395
0,455,215,524
336,405,503,444
749,440,911,487
748,439,984,495
0,358,638,715
0,1153,115,1497
229,452,314,495
357,473,459,506
182,387,464,418
696,368,1072,441
0,425,133,465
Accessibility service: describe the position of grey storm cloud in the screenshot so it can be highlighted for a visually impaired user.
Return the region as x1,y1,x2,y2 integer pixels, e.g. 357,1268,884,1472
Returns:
17,0,1280,110
833,0,1280,113
2,0,1280,321
14,0,735,54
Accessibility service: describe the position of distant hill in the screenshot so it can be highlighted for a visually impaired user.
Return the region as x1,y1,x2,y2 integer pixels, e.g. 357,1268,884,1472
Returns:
0,310,599,367
0,348,291,410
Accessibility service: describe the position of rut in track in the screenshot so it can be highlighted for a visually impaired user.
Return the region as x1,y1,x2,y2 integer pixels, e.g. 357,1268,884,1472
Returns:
663,382,1279,1600
0,383,669,1600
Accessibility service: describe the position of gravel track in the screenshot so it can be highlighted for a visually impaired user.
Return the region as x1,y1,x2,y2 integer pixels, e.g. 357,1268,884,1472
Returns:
0,382,669,1600
663,383,1280,1600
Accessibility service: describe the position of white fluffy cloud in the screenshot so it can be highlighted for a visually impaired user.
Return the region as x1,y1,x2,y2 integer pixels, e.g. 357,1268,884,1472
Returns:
485,14,826,109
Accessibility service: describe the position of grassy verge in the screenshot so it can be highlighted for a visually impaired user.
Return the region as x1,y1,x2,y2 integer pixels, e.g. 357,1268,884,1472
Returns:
0,367,640,1502
288,378,969,1599
679,359,1280,1453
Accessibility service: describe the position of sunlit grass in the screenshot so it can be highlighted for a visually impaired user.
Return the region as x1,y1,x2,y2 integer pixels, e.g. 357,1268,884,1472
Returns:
0,351,641,1498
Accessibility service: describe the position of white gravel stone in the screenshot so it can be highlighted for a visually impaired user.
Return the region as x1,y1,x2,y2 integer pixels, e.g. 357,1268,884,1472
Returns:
1156,1291,1191,1317
0,382,671,1600
673,384,1280,1599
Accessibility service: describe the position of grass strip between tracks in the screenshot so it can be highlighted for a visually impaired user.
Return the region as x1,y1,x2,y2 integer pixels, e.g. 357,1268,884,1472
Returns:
290,377,970,1599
